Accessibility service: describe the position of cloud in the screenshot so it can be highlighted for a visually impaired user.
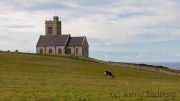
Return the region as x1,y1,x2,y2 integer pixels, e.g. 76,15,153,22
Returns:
175,54,180,57
102,54,111,58
63,2,79,8
23,39,33,43
2,26,35,28
136,54,146,58
150,55,158,58
1,0,180,43
0,0,180,61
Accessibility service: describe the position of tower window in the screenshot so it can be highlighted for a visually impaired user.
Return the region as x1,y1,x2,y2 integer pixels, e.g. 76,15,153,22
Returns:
48,27,53,34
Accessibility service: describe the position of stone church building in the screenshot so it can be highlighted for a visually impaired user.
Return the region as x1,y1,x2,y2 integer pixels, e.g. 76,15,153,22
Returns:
36,16,89,57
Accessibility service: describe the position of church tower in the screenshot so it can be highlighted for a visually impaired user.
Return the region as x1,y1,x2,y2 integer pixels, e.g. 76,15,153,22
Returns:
45,16,61,35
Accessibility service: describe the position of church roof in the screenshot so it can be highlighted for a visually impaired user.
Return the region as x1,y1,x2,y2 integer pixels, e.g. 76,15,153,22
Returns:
36,35,70,47
67,37,85,46
36,35,86,47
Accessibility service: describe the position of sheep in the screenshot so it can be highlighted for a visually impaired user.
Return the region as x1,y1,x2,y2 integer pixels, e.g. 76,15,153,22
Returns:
104,71,115,79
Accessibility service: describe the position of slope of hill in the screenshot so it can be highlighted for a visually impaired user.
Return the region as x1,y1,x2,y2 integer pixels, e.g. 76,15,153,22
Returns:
0,51,179,101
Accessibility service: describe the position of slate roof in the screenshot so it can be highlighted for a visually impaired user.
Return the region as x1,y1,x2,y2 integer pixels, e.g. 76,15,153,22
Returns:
36,35,85,47
67,37,85,46
36,35,70,47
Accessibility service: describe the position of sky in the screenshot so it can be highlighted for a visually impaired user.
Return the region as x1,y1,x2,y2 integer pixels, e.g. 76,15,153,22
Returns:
0,0,180,62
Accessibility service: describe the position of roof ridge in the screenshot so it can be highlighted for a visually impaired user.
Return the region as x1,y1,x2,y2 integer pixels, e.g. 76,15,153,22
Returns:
65,34,70,45
82,36,85,45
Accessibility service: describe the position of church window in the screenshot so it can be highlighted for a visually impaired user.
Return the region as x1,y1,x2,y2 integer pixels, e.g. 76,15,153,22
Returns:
76,48,78,54
40,49,43,54
49,48,52,54
58,48,62,54
66,48,71,54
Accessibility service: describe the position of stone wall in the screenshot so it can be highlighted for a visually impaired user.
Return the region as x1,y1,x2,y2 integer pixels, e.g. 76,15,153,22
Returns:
78,57,180,76
82,38,89,57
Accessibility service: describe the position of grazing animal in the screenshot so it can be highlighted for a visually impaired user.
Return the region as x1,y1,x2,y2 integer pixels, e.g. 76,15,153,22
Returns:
104,71,115,79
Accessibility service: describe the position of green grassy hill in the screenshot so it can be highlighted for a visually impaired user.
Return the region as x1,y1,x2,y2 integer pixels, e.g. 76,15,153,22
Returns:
0,51,179,101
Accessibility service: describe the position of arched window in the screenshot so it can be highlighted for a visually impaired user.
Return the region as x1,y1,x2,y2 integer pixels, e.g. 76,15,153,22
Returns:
66,48,71,54
58,48,62,54
76,48,78,54
49,48,52,54
40,49,43,54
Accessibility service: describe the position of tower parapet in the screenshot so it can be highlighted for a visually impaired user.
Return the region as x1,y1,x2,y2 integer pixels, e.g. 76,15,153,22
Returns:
45,16,61,24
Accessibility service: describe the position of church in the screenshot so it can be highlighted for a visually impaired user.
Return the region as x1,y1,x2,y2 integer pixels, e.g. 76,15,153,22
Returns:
36,16,89,57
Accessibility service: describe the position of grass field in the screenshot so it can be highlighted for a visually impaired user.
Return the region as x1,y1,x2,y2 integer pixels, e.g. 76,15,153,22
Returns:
0,51,179,101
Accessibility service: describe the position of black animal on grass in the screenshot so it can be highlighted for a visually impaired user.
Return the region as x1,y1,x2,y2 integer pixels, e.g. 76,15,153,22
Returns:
104,71,115,79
